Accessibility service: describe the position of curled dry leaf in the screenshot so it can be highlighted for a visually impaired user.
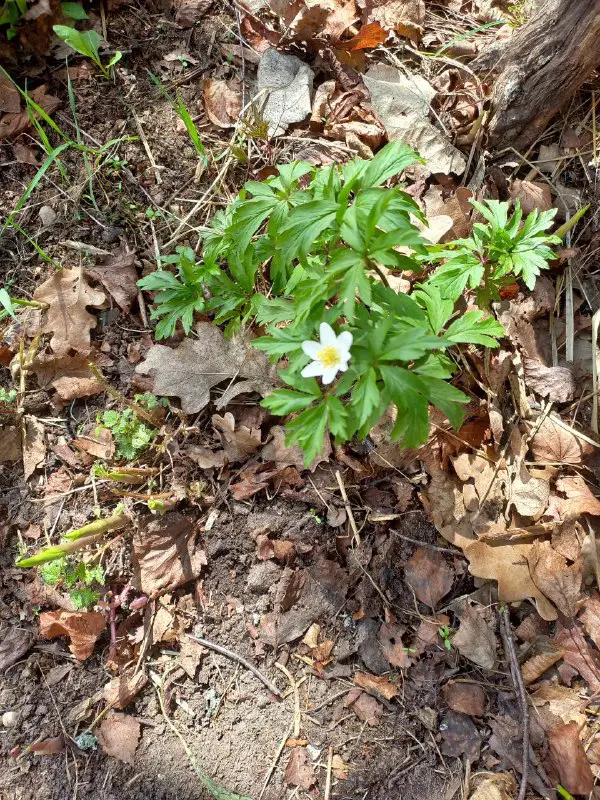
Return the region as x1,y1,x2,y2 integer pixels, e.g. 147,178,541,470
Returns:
257,48,314,136
529,415,594,464
283,747,315,789
212,412,262,461
269,0,357,41
136,322,275,415
555,620,600,692
580,594,600,650
0,84,60,139
510,180,553,214
256,535,295,562
508,461,549,519
96,711,141,765
378,622,411,668
104,670,148,710
527,540,582,618
404,547,454,609
32,354,103,401
520,637,565,684
344,688,383,726
354,670,399,701
547,721,594,796
523,358,576,403
132,512,206,597
29,736,65,755
33,267,106,358
84,247,139,313
72,426,115,461
469,773,516,800
203,79,242,128
451,600,496,670
39,610,106,661
442,681,486,716
23,416,45,480
531,684,587,729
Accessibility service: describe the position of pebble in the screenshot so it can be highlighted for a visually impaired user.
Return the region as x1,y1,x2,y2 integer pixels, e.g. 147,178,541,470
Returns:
2,711,19,728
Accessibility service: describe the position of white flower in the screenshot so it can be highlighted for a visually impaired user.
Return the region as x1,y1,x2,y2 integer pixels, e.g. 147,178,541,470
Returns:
301,322,353,385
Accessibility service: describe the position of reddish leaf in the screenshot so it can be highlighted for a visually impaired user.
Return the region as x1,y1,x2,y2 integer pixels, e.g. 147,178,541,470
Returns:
442,681,486,716
548,722,594,796
338,21,387,50
283,747,315,789
96,711,141,765
344,688,383,726
379,622,411,668
29,736,64,755
404,547,454,609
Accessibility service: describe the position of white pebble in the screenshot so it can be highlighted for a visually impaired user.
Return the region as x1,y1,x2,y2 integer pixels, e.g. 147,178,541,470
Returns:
2,711,18,728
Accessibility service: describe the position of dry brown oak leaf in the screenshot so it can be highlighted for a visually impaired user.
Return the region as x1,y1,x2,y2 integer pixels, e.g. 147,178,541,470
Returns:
96,711,141,765
527,540,582,618
33,267,106,357
135,322,276,414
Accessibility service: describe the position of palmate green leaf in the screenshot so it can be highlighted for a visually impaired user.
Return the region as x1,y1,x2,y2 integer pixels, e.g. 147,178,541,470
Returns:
227,196,278,254
261,389,317,415
444,310,504,347
413,283,454,334
359,141,422,189
422,375,469,428
284,402,329,466
380,328,446,362
428,253,484,301
326,395,349,440
352,368,380,428
276,200,339,262
329,248,372,321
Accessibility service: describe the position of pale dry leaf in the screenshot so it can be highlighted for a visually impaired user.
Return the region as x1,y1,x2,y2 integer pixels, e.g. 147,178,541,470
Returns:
261,424,331,471
186,446,226,469
39,610,106,661
469,774,516,800
331,754,348,780
178,635,203,679
509,461,549,519
257,48,314,137
132,512,206,597
580,594,600,649
529,415,594,464
85,247,138,313
552,521,583,561
556,475,600,519
358,0,424,37
344,688,383,726
527,540,582,618
212,412,262,462
548,721,594,796
23,416,45,480
135,322,275,415
283,747,315,789
33,267,106,357
96,711,141,765
510,180,552,214
203,79,242,128
452,600,496,669
72,426,115,461
404,547,454,609
442,681,486,716
523,358,576,403
531,684,587,729
465,540,557,621
29,736,65,755
354,670,399,701
363,64,466,176
103,670,148,710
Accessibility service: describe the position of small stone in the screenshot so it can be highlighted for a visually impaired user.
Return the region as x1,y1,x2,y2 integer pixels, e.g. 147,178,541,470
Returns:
38,205,57,227
2,711,19,728
246,562,282,594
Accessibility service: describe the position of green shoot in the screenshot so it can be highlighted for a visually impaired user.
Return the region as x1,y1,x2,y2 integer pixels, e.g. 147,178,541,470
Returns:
52,25,122,79
40,557,104,610
148,71,207,164
100,393,160,460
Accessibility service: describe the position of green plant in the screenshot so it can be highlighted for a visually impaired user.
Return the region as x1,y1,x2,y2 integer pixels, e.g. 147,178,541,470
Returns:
0,387,17,405
0,0,25,38
426,199,560,307
438,625,453,651
100,393,160,460
40,557,104,610
148,72,207,164
52,25,122,79
138,143,561,464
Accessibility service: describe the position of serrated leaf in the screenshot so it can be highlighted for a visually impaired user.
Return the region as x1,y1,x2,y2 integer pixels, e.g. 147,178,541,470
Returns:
261,389,316,415
380,328,445,362
444,310,504,347
285,402,329,466
352,368,380,427
360,141,421,189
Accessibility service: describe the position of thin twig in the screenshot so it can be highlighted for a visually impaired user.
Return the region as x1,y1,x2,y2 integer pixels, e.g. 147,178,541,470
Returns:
274,661,301,736
187,635,282,697
389,529,465,557
335,469,360,546
324,746,334,800
500,606,529,800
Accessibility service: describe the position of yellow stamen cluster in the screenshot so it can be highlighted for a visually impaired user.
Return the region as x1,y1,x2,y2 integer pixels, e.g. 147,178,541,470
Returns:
317,346,340,368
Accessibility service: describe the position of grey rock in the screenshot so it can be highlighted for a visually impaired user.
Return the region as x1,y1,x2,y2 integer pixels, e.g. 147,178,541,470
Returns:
257,48,314,137
356,618,389,675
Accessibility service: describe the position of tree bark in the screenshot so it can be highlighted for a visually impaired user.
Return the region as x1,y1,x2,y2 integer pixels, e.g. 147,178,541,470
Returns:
474,0,600,149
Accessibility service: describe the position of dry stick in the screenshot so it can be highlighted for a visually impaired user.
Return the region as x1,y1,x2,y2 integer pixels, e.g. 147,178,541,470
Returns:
500,606,529,800
324,747,334,800
274,661,301,737
335,469,360,546
390,529,465,557
258,724,294,800
187,635,282,698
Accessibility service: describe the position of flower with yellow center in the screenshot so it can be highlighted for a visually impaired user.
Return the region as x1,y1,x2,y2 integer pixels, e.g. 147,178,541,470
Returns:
301,322,353,385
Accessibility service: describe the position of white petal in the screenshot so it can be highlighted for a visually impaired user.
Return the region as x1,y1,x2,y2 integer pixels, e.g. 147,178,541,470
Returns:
321,365,339,385
302,340,321,359
337,362,349,372
337,330,353,353
319,322,337,347
301,361,324,378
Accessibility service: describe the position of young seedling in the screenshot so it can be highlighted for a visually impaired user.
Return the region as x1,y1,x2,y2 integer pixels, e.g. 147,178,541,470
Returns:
99,393,164,461
53,25,122,79
438,625,453,651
